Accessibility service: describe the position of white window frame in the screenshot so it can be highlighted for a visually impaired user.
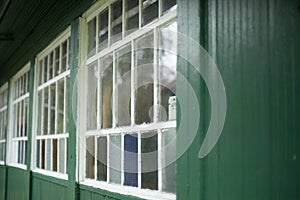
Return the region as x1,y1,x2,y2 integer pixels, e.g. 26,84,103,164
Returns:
78,1,177,199
32,27,71,180
6,63,31,170
0,83,8,165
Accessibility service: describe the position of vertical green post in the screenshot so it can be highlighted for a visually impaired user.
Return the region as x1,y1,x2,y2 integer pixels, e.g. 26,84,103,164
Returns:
27,59,35,200
4,82,10,200
68,18,79,200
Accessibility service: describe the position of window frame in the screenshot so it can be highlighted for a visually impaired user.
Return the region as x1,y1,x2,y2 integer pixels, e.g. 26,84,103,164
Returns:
6,63,31,170
78,0,177,199
31,27,71,180
0,83,8,165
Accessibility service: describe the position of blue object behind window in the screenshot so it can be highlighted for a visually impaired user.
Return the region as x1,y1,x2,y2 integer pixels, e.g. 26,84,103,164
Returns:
124,133,138,187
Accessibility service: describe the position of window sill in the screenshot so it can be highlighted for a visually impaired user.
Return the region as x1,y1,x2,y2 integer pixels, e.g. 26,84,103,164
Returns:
7,163,27,170
32,168,68,180
81,179,176,200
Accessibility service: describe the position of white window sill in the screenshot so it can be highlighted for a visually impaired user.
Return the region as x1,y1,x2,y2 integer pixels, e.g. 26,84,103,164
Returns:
81,179,176,200
7,163,27,170
32,168,68,180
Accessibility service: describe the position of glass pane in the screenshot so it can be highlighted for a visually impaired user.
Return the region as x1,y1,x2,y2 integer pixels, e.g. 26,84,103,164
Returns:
0,143,3,161
101,54,113,129
24,99,28,137
39,60,43,85
44,57,49,82
162,128,176,193
37,91,42,135
124,133,138,187
50,84,55,134
158,21,177,121
141,131,158,190
49,52,54,79
59,138,66,173
53,139,58,172
88,18,97,57
43,87,49,135
62,41,68,72
57,79,64,133
116,44,131,127
98,8,109,51
109,134,121,184
54,47,60,76
19,101,23,137
162,0,176,14
125,0,139,35
97,137,107,181
36,140,40,168
46,139,51,170
41,139,45,169
87,62,98,131
142,0,158,26
86,136,95,179
112,0,123,43
135,32,154,124
65,76,70,133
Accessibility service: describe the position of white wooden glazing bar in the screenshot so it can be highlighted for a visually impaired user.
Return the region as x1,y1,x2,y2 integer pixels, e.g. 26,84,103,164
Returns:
48,87,51,135
122,0,126,39
96,15,99,53
41,89,44,135
11,137,27,141
59,44,63,74
98,59,101,130
108,5,112,47
139,0,142,28
130,40,135,125
67,39,70,69
55,82,58,134
112,50,117,128
37,70,70,91
36,133,69,140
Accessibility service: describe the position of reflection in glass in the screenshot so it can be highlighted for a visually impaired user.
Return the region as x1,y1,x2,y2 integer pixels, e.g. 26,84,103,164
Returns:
98,9,109,51
124,134,138,187
62,41,68,71
50,84,55,134
46,139,51,170
162,0,177,14
57,79,64,133
116,44,131,127
135,32,154,124
112,0,123,43
109,135,121,184
141,131,158,190
162,128,176,193
55,47,60,75
59,138,66,173
101,54,113,128
97,136,107,181
88,18,96,56
87,62,98,131
158,21,177,121
142,0,158,26
43,87,49,135
86,136,95,179
52,139,57,172
125,0,139,35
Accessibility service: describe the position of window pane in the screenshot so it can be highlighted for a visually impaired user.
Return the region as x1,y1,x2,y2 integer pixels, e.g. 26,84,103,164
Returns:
125,0,139,35
97,136,107,181
41,139,45,169
101,54,113,128
98,9,109,51
54,47,60,76
50,84,55,134
44,57,49,82
46,139,51,170
59,138,66,173
86,136,95,179
162,0,176,14
109,134,121,184
88,18,97,57
65,76,70,133
49,52,54,79
116,44,131,127
112,0,123,43
52,139,58,172
44,88,49,135
87,62,98,131
158,21,177,121
135,32,154,124
24,99,28,137
124,133,138,187
36,140,40,168
141,131,158,190
162,128,176,193
142,0,158,26
62,41,68,72
57,79,64,133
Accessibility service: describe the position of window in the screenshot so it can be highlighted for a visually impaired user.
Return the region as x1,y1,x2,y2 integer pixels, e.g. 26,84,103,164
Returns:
7,64,30,168
0,84,8,164
33,28,70,178
80,0,177,199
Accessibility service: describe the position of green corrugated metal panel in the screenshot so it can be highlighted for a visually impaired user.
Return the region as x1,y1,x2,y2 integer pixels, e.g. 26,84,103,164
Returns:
177,0,300,199
6,167,29,200
0,166,6,200
31,173,69,200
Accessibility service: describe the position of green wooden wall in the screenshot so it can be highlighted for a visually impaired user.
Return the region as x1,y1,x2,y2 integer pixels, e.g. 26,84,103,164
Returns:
177,0,300,199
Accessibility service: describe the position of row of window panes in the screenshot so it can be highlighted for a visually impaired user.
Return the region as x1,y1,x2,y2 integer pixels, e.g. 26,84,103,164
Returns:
87,0,176,56
85,128,176,193
0,110,7,140
0,142,5,161
14,71,30,100
36,138,67,173
38,39,70,86
37,77,69,135
0,87,7,162
0,88,8,108
87,21,177,130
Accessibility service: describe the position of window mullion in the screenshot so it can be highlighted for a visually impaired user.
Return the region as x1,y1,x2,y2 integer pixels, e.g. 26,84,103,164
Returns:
138,0,142,28
97,59,101,129
112,50,117,128
47,87,51,135
122,0,126,38
63,77,67,133
55,82,58,134
96,15,99,53
130,40,135,126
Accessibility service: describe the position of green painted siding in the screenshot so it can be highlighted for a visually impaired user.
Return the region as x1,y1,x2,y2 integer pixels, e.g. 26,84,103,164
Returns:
6,167,29,200
177,0,300,200
0,166,6,200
